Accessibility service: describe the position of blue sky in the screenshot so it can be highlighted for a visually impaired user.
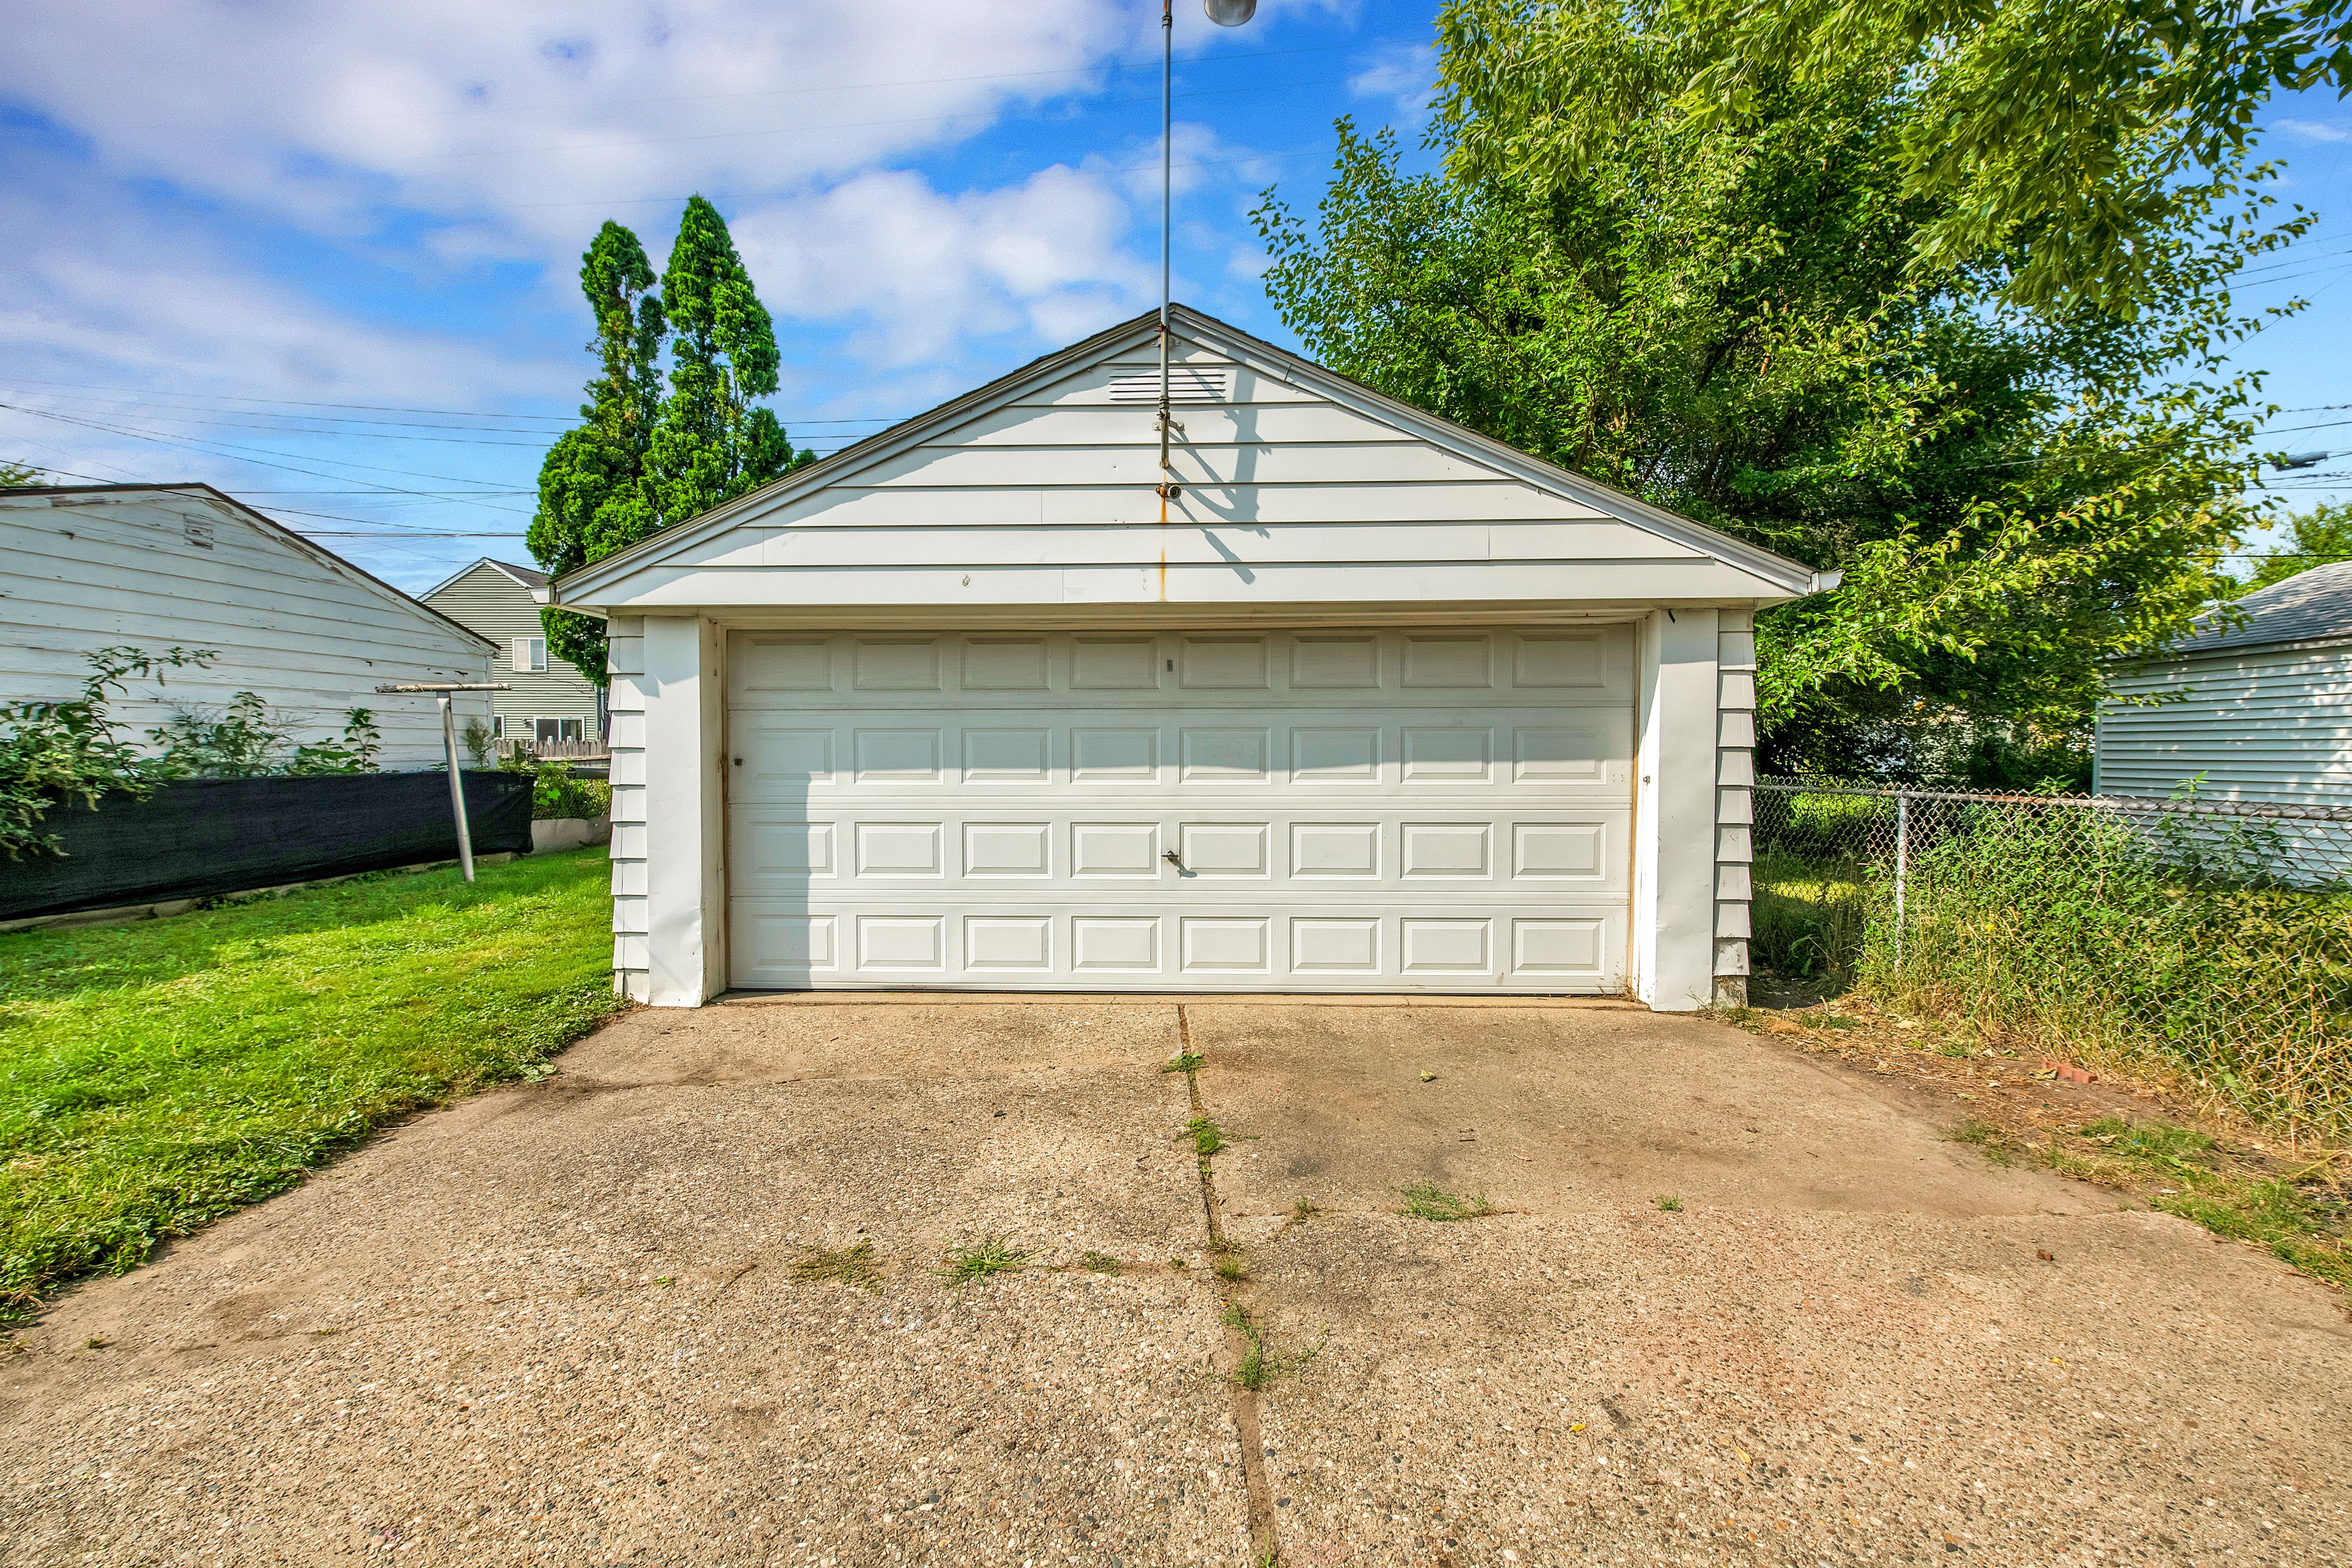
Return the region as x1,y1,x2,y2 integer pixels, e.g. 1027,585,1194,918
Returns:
0,1,2344,593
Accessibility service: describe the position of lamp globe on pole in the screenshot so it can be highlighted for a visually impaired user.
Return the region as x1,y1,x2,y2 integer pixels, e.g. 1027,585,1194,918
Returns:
1204,0,1256,22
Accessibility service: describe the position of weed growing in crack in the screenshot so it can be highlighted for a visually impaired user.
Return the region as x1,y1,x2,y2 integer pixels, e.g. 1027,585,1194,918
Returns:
1222,1301,1325,1392
1655,1195,1683,1212
1080,1250,1122,1274
1162,1052,1204,1074
1290,1198,1324,1223
1396,1179,1496,1222
1209,1238,1249,1282
790,1239,884,1291
938,1233,1036,1285
1182,1116,1226,1159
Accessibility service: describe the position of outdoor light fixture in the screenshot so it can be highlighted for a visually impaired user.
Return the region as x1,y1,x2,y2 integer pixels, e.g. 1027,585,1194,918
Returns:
1155,0,1255,512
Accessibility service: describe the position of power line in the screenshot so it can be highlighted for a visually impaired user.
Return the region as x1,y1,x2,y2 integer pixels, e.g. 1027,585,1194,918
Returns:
0,381,906,429
0,401,527,513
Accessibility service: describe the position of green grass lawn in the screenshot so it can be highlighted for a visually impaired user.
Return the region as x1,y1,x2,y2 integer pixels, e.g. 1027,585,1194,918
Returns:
0,848,621,1314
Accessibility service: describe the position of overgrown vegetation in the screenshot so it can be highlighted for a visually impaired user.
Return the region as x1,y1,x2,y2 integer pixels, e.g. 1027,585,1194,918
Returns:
1396,1179,1497,1222
1753,793,2352,1142
1881,811,2350,1140
938,1233,1035,1285
1,647,209,858
0,848,619,1314
1,647,390,859
790,1238,884,1291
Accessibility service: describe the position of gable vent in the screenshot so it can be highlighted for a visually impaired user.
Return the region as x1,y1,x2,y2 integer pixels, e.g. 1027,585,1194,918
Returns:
1108,367,1230,403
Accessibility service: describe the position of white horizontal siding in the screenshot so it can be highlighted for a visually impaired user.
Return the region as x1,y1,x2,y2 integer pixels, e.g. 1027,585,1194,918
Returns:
570,326,1785,614
2098,643,2352,807
604,615,650,1001
1,492,493,768
673,520,1699,572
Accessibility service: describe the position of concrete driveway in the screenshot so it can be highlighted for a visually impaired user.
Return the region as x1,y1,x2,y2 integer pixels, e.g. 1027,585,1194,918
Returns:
2,998,2345,1566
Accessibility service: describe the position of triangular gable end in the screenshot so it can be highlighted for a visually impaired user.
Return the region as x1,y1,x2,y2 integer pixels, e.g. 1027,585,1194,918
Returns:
552,305,1826,610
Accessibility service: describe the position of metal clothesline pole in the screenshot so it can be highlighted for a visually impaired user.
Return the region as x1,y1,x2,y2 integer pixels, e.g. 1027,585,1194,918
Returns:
378,681,509,883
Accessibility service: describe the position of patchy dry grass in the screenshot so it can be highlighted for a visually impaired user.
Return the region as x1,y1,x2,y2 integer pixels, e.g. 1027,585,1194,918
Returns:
1738,994,2350,1296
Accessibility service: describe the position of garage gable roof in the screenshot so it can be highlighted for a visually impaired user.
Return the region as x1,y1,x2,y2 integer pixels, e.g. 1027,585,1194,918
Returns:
552,304,1829,605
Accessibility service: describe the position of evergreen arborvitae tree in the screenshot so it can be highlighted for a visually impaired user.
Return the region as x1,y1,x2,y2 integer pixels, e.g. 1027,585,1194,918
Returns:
526,222,668,684
646,195,808,525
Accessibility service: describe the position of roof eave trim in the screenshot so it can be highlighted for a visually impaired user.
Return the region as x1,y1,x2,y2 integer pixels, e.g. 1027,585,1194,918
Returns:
553,302,1828,605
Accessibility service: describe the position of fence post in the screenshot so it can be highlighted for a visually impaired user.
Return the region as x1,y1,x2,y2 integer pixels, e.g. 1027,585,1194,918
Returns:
1894,789,1909,971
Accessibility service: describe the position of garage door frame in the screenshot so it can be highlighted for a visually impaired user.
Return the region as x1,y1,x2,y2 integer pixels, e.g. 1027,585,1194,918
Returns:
717,619,1641,996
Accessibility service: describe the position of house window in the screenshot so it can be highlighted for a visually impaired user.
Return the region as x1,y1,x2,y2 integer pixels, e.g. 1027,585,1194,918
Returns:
534,718,583,747
491,715,506,738
511,637,547,672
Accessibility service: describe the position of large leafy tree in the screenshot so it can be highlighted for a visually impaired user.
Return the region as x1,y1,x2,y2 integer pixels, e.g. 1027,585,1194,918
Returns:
646,195,805,527
1436,0,2349,313
528,201,809,684
527,222,669,682
1254,3,2303,782
2243,501,2352,591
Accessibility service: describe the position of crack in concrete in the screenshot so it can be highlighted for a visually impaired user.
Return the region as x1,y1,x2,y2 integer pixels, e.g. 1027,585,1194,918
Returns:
1175,1003,1280,1566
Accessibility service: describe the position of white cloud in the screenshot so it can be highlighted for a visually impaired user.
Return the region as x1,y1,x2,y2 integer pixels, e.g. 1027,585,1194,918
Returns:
1349,39,1437,126
733,165,1153,366
2273,117,2351,144
4,0,1140,256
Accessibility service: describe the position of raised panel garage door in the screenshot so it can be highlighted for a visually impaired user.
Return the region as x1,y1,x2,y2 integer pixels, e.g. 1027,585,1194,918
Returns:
724,627,1634,993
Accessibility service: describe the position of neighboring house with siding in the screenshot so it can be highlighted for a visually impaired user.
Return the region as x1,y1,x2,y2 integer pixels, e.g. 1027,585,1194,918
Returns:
2097,561,2352,805
420,558,602,746
546,303,1836,1010
1,482,494,770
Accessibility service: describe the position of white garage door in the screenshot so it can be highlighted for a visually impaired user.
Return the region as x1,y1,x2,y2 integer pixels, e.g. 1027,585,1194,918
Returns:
725,627,1634,993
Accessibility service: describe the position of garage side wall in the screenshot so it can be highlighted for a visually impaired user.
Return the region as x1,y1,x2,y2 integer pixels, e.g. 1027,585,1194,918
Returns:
1715,610,1756,1004
1632,608,1723,1010
607,615,650,1001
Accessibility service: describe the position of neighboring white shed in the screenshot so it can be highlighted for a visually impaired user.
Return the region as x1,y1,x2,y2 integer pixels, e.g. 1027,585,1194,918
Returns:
2097,561,2352,806
0,483,496,769
548,306,1834,1010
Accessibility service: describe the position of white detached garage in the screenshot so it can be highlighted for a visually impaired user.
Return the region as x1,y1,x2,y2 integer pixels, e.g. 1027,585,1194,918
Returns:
547,306,1830,1010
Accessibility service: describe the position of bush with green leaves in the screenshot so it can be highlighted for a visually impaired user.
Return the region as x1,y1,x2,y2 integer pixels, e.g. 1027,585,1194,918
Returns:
148,693,381,778
0,646,212,859
499,746,610,820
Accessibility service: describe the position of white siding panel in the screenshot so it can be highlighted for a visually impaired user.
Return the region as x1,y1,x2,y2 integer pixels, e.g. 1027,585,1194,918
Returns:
673,520,1694,573
2097,643,2352,807
849,439,1579,491
951,402,1421,447
604,613,651,999
600,558,1795,610
0,492,492,768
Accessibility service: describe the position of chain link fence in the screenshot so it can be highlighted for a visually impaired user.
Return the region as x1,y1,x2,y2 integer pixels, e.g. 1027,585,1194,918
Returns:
1751,780,2352,1143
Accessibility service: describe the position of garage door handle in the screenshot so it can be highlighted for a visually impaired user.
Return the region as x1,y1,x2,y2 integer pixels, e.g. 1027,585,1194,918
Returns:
1161,849,1184,868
